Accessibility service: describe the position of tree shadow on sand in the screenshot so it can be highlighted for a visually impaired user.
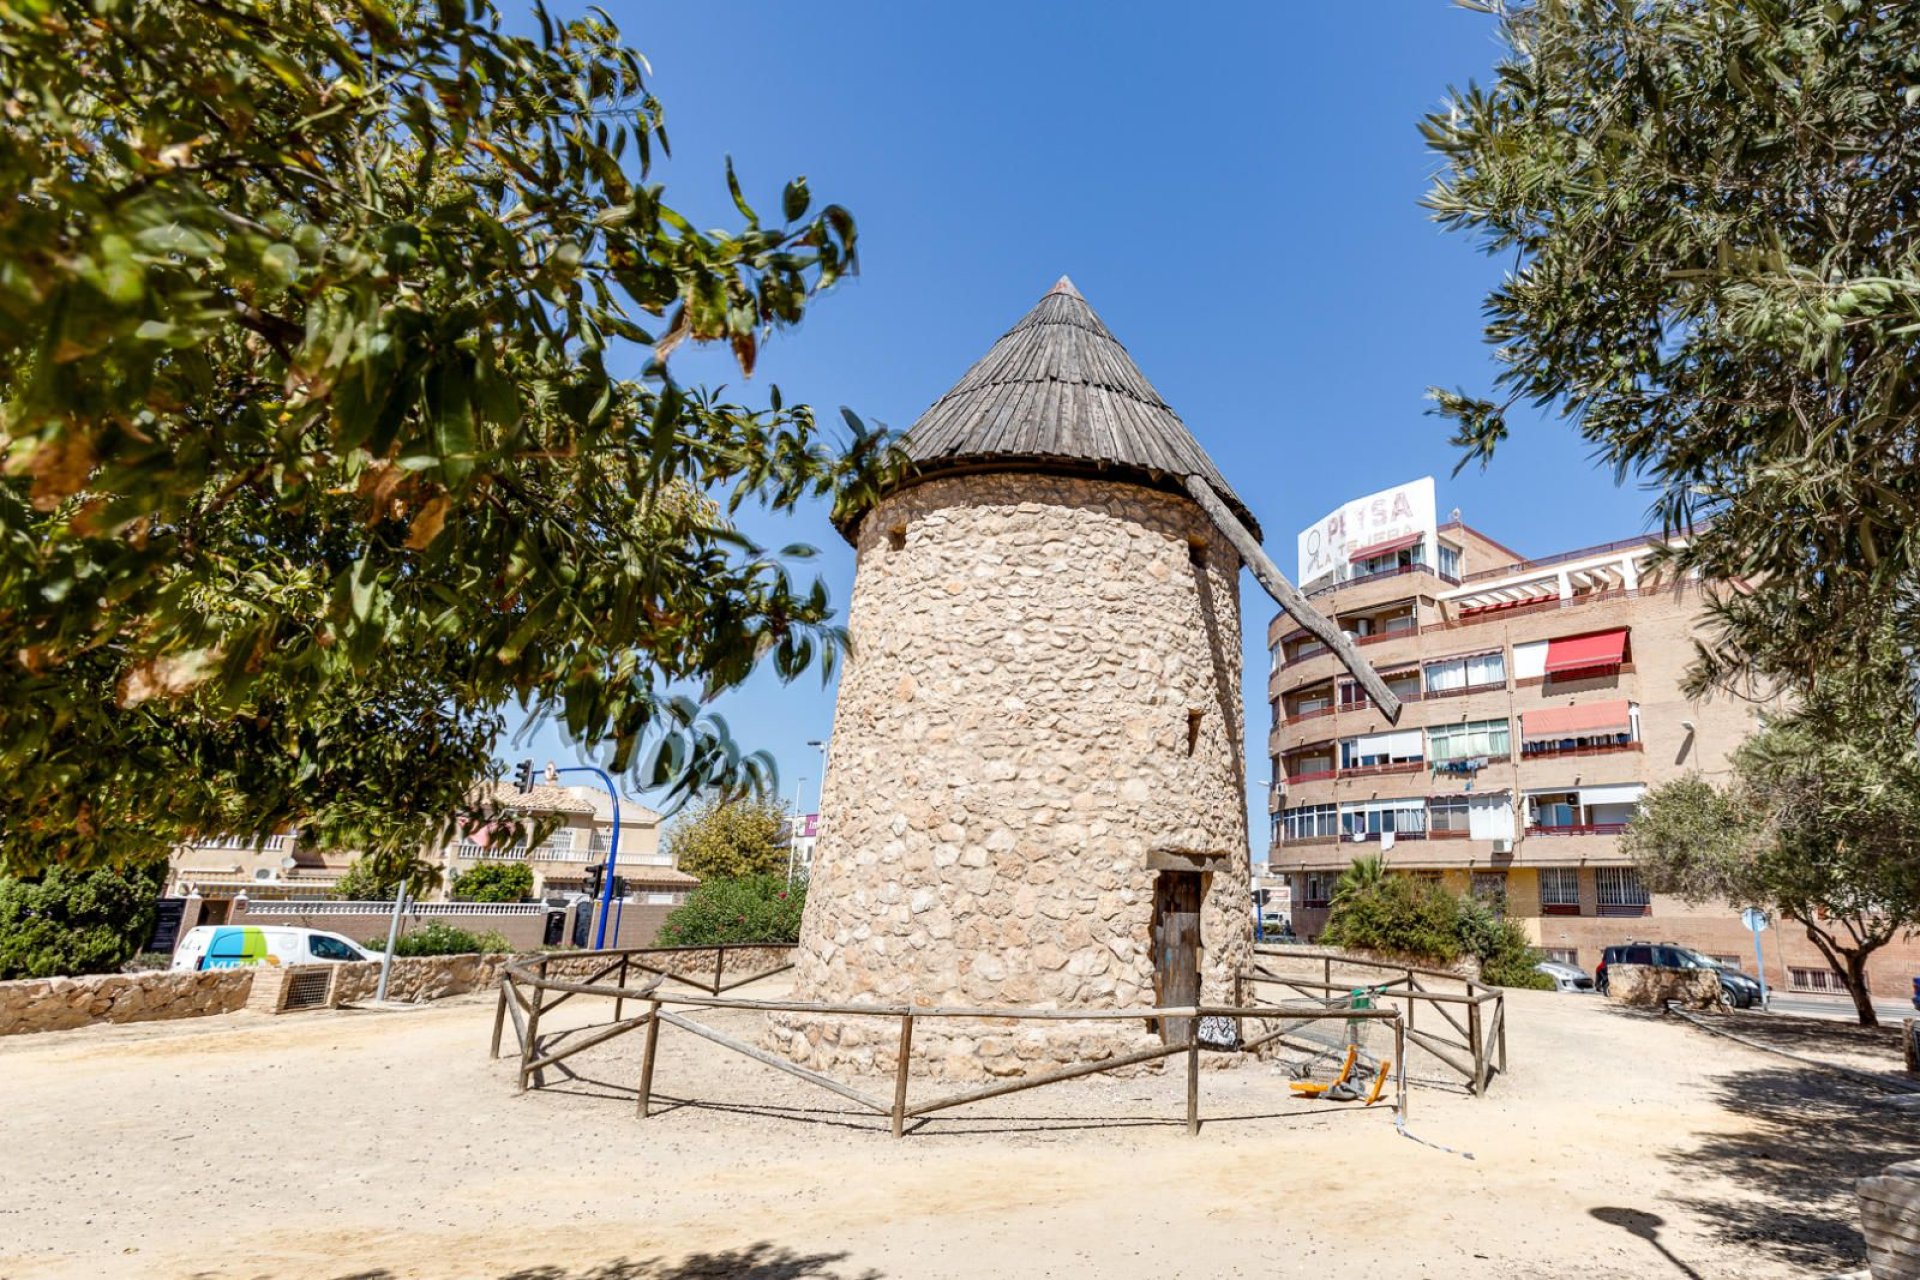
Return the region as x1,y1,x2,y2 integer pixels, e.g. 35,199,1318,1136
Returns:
1662,1064,1918,1271
337,1243,883,1280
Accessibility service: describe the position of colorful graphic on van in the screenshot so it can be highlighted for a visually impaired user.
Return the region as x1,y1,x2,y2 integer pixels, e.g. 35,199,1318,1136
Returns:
201,927,271,970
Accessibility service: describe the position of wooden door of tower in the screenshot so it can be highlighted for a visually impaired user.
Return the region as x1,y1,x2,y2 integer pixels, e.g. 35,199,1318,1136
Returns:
1152,871,1202,1044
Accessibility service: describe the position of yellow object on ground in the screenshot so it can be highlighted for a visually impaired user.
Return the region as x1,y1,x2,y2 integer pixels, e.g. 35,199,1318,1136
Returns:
1288,1044,1359,1097
1364,1059,1391,1106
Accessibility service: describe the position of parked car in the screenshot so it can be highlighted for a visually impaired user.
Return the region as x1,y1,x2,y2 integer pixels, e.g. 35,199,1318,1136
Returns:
1594,942,1764,1008
1535,960,1595,993
171,925,375,972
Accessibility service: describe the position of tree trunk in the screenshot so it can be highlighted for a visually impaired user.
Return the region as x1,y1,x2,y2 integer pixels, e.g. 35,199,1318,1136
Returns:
1843,951,1880,1028
1794,914,1884,1028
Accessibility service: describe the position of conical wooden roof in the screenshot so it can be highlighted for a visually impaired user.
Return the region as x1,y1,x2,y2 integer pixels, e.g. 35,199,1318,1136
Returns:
850,277,1260,539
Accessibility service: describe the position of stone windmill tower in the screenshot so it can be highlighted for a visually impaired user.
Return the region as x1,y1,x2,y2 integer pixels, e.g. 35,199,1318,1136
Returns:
772,279,1395,1080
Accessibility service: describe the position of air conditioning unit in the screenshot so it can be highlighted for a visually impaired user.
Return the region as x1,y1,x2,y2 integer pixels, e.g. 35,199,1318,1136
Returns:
1491,838,1513,855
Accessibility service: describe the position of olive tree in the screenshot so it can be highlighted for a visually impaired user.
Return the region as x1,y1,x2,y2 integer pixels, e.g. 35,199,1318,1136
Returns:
1624,649,1920,1025
1425,1,1920,697
0,0,898,877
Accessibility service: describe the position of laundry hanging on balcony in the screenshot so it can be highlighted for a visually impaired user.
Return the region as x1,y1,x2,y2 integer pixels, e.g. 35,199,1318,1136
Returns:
1432,756,1489,775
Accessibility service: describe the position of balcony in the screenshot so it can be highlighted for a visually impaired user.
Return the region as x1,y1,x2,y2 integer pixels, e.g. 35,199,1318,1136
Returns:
1283,705,1337,726
1521,740,1643,760
1423,680,1508,702
1341,829,1428,843
1285,767,1338,785
453,841,584,863
1306,562,1460,598
1339,760,1425,779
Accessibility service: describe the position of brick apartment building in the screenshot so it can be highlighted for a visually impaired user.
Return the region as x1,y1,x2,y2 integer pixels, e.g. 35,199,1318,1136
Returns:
1267,477,1920,1000
166,780,694,920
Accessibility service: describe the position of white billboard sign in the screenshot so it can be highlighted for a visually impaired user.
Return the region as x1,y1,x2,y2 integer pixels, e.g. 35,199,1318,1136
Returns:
1295,476,1438,585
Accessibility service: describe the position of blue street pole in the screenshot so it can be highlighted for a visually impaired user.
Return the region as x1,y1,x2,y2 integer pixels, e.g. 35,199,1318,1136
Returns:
553,765,622,950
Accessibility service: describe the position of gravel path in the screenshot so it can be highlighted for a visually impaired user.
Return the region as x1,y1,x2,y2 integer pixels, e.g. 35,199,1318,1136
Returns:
0,982,1907,1279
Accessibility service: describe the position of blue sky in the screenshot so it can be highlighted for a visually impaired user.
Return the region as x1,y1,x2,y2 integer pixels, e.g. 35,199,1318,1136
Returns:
510,3,1654,847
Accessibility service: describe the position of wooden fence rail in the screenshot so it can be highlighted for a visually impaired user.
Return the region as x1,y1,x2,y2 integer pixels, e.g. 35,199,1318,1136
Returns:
491,946,1418,1137
1244,946,1508,1095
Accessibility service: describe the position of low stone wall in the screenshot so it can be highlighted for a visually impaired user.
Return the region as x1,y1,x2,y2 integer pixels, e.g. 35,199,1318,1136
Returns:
1605,964,1722,1010
0,969,254,1037
1860,1158,1920,1280
327,954,513,1005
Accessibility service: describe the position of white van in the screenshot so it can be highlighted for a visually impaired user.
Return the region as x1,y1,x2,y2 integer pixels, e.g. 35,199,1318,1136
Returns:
170,924,375,972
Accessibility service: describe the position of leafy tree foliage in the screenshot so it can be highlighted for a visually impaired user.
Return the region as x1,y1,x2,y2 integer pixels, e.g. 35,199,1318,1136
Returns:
333,852,443,904
0,0,898,877
450,860,534,903
655,874,805,947
662,795,791,882
1321,856,1549,989
0,859,166,978
1624,643,1920,1025
1425,1,1920,692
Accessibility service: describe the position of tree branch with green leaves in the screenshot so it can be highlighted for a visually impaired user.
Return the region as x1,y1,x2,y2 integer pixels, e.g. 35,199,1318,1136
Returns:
0,0,904,875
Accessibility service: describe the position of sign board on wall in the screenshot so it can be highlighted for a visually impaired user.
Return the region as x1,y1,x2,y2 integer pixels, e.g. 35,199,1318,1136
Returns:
1295,476,1438,586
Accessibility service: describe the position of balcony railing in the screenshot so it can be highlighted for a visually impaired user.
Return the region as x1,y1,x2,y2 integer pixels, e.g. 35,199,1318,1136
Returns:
1456,535,1661,586
1541,903,1583,916
1283,705,1337,725
1285,767,1338,785
1521,740,1643,760
1341,829,1428,842
1434,587,1640,631
1338,760,1425,779
1525,822,1629,837
1307,562,1461,598
1423,680,1509,701
452,842,583,862
1427,828,1471,840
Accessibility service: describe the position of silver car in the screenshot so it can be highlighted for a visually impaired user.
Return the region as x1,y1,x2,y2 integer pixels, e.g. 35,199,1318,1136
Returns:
1535,959,1595,993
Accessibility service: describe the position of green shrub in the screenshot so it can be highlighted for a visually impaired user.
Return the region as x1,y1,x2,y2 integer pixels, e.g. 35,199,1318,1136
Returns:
655,875,805,946
363,920,512,957
1321,870,1463,964
1457,894,1554,990
0,860,167,979
450,861,534,903
1320,857,1553,989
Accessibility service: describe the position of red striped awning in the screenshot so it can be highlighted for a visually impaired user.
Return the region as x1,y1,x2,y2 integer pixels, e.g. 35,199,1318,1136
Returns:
1544,629,1627,674
1521,699,1632,740
1348,533,1422,563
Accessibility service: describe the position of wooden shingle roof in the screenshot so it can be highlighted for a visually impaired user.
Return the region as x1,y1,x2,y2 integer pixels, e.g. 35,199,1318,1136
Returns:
843,278,1260,539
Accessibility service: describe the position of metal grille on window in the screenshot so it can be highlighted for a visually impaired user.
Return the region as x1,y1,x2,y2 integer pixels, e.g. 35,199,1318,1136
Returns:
1595,866,1649,913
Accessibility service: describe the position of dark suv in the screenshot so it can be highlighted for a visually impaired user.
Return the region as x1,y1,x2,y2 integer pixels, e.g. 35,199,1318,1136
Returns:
1595,942,1764,1009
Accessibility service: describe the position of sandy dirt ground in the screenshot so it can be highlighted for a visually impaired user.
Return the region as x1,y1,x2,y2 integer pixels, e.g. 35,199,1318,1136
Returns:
1,979,1912,1280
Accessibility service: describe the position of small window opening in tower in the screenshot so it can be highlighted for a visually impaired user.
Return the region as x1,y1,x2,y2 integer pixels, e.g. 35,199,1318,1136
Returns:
1188,539,1207,569
1186,708,1203,756
887,524,906,552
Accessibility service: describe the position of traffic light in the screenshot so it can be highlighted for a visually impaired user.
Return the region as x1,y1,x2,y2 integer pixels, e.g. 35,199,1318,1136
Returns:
583,864,604,897
610,876,628,900
512,759,534,793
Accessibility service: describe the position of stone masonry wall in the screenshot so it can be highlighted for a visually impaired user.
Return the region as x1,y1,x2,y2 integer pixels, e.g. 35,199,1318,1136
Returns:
0,969,254,1036
774,474,1252,1080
